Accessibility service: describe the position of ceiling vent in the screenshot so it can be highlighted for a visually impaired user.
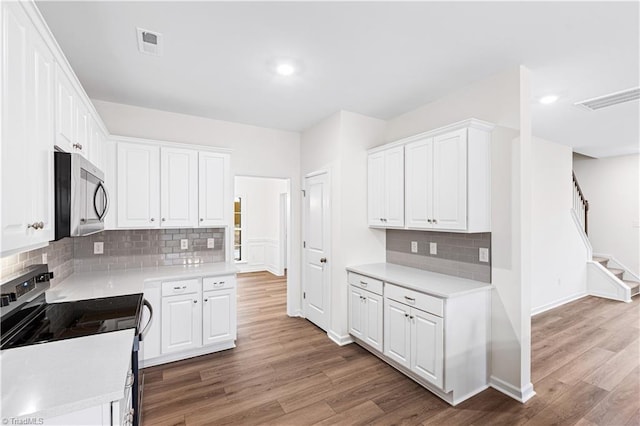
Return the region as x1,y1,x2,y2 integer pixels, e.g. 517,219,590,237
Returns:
574,87,640,111
137,28,163,56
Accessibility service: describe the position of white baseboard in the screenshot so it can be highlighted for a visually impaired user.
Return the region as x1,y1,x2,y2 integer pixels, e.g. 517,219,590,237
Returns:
327,330,354,346
140,340,236,368
489,376,536,403
531,292,588,316
288,309,303,318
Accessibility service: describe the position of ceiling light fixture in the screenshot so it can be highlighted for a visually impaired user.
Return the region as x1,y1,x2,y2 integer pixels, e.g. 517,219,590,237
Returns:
275,62,296,76
539,95,559,105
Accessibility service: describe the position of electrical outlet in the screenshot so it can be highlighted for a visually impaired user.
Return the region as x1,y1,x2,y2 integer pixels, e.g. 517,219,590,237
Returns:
479,248,489,262
430,242,437,255
410,241,418,253
42,253,48,264
94,242,104,255
180,239,188,250
207,238,215,249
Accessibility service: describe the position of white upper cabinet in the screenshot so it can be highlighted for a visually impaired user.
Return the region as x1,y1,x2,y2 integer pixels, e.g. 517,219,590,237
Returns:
198,152,230,227
160,147,198,227
117,142,160,228
372,119,493,233
54,64,75,153
368,145,404,228
115,138,231,230
1,1,55,255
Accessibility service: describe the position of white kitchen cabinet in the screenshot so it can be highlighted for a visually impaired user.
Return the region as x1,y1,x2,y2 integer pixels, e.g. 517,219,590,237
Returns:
54,63,76,153
160,147,198,227
1,1,55,255
348,285,383,353
372,119,493,233
116,142,160,228
161,289,202,354
368,145,404,228
88,115,106,170
74,99,90,158
142,274,237,368
348,265,490,406
203,288,236,345
198,151,230,227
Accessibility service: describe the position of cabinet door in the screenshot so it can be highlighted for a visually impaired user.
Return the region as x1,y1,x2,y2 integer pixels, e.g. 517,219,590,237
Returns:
88,117,105,170
202,288,236,345
198,152,229,226
348,286,365,340
54,64,75,152
384,299,410,368
160,147,198,227
74,101,89,158
405,138,433,229
432,129,467,230
117,142,160,228
161,293,202,354
384,146,405,227
1,2,54,254
363,291,383,353
367,151,386,226
411,308,444,389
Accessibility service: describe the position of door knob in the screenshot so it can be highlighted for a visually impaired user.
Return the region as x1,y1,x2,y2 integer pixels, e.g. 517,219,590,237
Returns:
320,257,327,264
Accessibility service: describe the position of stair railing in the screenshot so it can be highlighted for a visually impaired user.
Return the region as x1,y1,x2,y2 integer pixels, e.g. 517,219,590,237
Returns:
572,171,589,235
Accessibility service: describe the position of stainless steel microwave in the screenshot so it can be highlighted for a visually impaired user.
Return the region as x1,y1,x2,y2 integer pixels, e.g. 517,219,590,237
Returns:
54,152,109,239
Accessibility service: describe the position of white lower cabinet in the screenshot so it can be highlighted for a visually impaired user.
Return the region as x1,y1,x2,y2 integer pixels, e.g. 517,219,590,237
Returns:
348,269,490,406
141,274,237,367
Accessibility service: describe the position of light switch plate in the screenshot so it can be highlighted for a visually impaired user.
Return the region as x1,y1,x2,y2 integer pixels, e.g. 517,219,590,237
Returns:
479,248,489,262
410,241,418,253
181,239,188,250
430,242,437,255
207,238,215,249
94,242,104,255
42,253,48,264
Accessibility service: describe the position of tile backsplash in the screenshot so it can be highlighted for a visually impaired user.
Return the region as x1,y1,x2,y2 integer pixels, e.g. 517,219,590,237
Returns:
0,238,73,285
386,229,491,283
1,228,226,282
74,228,225,272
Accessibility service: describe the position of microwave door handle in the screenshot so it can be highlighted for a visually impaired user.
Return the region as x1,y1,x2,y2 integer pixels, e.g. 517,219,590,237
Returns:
94,182,109,221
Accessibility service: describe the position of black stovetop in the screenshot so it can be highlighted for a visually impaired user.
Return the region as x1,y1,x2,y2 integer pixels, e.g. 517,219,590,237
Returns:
1,293,143,350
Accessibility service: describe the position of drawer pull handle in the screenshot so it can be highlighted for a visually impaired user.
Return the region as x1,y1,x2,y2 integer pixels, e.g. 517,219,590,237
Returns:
404,313,409,318
404,296,416,303
359,281,368,287
173,285,187,290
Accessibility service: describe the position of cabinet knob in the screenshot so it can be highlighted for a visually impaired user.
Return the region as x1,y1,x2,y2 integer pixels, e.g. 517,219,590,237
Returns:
320,257,327,264
433,219,438,224
200,218,204,222
193,300,198,304
162,218,166,222
404,313,409,318
150,218,155,222
204,298,208,302
427,219,432,223
73,143,83,150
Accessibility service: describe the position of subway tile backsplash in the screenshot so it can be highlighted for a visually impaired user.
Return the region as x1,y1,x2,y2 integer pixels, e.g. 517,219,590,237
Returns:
386,229,491,283
74,228,225,272
0,228,226,282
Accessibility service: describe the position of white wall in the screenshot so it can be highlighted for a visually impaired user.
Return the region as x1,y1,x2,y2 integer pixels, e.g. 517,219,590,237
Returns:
385,67,535,401
531,137,589,314
300,110,387,340
93,100,303,315
235,176,288,275
573,154,640,275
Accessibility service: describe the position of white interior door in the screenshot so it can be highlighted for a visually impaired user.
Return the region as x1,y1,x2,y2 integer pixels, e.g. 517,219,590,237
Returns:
303,171,330,331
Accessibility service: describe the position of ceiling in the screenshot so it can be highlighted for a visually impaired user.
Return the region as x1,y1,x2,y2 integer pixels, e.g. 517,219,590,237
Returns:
37,1,639,157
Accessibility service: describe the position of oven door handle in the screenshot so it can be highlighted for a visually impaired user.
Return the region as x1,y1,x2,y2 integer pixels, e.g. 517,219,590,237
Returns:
139,299,153,341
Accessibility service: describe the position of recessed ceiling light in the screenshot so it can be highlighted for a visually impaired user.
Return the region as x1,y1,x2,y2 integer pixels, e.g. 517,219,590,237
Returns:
275,62,296,76
539,95,559,105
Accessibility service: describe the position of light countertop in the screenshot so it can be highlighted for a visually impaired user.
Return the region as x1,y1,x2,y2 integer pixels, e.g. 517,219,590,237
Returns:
47,262,238,303
1,329,135,420
347,263,492,298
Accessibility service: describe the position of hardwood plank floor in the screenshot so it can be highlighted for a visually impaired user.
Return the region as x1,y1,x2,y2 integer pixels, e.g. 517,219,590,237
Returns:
142,272,640,425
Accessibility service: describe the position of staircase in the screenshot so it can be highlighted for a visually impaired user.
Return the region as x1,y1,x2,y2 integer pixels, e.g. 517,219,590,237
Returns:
592,256,640,297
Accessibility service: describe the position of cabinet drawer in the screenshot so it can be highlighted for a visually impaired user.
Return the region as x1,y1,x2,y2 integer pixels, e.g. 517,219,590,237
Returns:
203,275,236,291
348,272,383,295
384,283,443,317
161,279,199,296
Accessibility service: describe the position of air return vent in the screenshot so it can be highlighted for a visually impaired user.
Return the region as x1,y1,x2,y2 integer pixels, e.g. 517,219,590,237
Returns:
574,87,640,111
137,28,163,56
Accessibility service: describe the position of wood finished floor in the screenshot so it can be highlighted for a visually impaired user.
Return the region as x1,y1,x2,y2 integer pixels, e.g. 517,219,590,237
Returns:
141,272,640,426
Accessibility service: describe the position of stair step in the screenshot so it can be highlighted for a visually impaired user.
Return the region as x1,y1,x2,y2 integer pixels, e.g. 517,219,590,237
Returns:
607,268,624,280
593,256,609,267
623,280,640,296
